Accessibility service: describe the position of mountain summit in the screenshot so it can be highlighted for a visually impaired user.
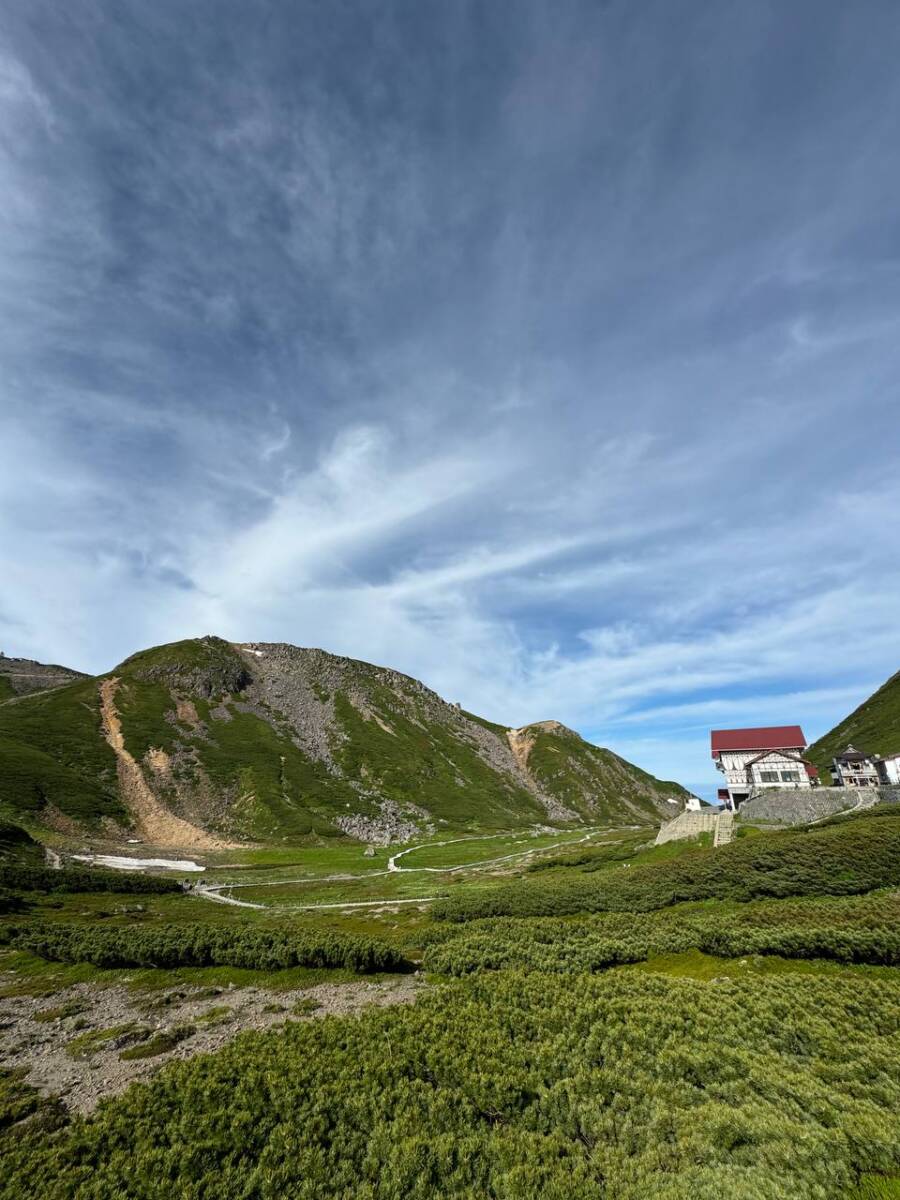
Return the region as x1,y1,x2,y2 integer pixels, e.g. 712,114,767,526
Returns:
0,636,688,845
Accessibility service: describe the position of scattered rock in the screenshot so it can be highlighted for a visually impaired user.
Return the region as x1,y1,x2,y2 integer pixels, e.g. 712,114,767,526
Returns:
0,974,425,1114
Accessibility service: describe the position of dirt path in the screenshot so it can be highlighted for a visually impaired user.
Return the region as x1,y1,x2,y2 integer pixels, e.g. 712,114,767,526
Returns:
99,678,235,851
0,974,424,1114
197,829,603,911
384,831,599,874
191,884,264,910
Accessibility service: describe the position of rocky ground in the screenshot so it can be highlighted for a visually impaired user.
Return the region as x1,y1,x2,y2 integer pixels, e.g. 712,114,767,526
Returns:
0,972,425,1113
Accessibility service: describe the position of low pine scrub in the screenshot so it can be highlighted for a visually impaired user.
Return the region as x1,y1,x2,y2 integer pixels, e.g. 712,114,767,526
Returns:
0,921,409,974
432,809,900,922
0,865,183,896
424,894,900,975
1,971,898,1198
0,889,25,915
525,831,649,872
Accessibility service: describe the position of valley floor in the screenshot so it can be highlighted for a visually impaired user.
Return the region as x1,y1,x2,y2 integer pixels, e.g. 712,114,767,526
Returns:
2,809,900,1198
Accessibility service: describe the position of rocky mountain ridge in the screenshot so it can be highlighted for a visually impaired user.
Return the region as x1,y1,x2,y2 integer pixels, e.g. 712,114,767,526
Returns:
0,637,689,845
0,654,88,701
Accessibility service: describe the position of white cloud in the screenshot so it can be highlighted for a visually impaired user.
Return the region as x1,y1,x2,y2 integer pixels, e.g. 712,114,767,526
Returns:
1,3,900,804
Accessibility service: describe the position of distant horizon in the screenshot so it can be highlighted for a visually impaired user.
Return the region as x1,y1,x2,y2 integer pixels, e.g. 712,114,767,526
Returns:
2,1,899,807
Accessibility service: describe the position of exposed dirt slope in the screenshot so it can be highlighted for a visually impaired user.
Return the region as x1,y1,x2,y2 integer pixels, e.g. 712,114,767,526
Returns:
98,678,234,850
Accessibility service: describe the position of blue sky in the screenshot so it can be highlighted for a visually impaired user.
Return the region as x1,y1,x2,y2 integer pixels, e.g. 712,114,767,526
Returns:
2,1,900,798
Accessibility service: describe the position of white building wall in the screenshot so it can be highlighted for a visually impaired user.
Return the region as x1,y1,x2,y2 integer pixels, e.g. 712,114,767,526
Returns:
714,747,809,791
746,751,810,789
875,755,900,785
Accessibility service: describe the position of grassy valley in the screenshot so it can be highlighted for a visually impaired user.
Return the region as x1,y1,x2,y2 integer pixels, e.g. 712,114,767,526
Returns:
2,646,900,1197
1,807,899,1197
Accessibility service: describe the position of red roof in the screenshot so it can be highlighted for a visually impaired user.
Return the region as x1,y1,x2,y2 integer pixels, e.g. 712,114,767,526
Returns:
805,763,819,778
710,725,806,757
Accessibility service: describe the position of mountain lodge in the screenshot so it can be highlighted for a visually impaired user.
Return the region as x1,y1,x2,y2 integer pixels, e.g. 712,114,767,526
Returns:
830,745,880,788
711,725,818,810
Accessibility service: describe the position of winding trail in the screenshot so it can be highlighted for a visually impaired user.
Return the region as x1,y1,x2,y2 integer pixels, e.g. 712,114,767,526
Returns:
386,830,597,874
195,828,605,910
289,896,442,911
191,883,264,910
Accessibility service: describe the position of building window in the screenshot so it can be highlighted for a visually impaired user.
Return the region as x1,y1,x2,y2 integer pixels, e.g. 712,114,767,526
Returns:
781,771,800,783
759,771,779,783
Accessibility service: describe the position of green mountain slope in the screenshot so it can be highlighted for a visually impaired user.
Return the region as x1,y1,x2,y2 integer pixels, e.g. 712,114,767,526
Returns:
508,720,686,824
0,637,689,844
0,679,122,826
807,669,900,774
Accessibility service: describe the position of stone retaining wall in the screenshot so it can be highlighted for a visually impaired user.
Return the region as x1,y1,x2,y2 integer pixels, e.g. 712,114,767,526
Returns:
739,785,900,826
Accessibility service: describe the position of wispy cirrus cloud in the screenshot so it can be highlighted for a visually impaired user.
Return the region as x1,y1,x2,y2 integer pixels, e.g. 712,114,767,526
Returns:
1,0,900,798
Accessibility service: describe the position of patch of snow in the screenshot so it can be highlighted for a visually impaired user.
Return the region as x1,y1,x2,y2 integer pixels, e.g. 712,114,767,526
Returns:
72,854,205,872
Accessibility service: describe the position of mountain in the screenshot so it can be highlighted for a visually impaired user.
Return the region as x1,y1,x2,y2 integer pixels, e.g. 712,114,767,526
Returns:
0,636,689,846
0,653,88,701
807,669,900,775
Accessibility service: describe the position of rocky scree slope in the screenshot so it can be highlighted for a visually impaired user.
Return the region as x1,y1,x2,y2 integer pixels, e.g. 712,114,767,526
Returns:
0,654,88,701
0,637,688,844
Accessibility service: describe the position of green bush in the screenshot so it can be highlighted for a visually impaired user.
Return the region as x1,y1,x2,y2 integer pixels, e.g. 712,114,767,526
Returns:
0,865,183,895
425,890,900,975
1,971,898,1198
433,809,900,922
425,917,900,976
0,889,25,915
0,821,43,864
0,921,410,974
119,1026,194,1060
525,831,648,872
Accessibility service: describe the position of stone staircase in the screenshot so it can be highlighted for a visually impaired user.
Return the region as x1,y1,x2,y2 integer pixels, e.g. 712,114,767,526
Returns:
713,810,734,847
655,807,737,848
655,810,718,845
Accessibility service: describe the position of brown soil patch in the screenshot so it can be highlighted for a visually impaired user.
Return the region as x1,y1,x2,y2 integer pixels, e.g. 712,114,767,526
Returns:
98,678,236,850
175,698,200,727
145,748,171,776
347,693,395,735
